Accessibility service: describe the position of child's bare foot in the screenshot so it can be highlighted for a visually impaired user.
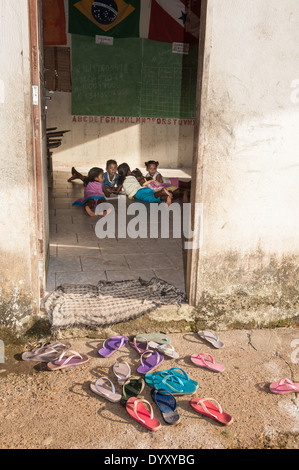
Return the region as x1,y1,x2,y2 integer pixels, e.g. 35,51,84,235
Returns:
84,206,97,217
67,167,80,182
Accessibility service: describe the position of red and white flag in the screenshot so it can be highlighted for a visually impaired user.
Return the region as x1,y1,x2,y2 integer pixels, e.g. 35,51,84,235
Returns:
148,0,201,45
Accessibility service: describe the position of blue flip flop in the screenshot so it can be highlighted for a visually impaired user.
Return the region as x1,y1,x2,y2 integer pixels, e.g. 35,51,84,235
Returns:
145,368,198,389
150,389,180,425
152,368,199,395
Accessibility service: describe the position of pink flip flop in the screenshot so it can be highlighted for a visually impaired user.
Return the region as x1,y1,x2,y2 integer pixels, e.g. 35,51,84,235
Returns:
126,397,161,431
191,353,225,372
190,397,233,426
47,350,89,370
269,378,299,394
98,336,129,357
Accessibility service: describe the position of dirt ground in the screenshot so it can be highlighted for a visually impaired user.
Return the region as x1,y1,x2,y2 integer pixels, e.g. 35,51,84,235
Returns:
0,327,298,451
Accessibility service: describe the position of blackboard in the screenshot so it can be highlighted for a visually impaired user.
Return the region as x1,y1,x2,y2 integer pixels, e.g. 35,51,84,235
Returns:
71,34,198,118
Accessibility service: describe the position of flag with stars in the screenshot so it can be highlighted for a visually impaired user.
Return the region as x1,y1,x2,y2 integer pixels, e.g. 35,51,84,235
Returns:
148,0,201,45
69,0,140,38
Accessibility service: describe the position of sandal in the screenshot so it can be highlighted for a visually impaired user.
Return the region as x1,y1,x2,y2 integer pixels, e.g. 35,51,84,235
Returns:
47,350,89,370
120,376,145,407
190,397,233,425
90,377,121,402
129,336,149,354
126,397,161,431
197,331,224,349
151,389,180,425
113,361,131,386
22,341,71,362
152,368,198,395
148,341,179,359
135,333,169,345
137,350,164,374
269,378,299,394
98,336,129,357
191,353,225,372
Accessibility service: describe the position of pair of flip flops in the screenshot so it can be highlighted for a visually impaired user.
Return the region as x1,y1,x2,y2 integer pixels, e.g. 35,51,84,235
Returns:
197,331,224,349
145,367,199,395
190,397,233,426
22,341,89,370
191,353,225,373
269,378,299,394
90,375,145,405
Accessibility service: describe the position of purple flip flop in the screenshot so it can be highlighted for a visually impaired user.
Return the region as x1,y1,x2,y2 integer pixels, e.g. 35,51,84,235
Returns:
98,336,129,357
137,349,164,375
129,336,149,354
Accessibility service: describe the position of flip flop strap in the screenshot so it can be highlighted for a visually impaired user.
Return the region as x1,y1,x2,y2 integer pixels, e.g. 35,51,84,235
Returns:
158,343,175,352
197,353,215,367
56,349,82,365
277,378,297,389
103,336,125,349
113,361,131,380
197,398,223,420
133,399,153,424
169,367,189,380
161,374,184,392
133,336,148,353
140,349,159,366
95,376,115,396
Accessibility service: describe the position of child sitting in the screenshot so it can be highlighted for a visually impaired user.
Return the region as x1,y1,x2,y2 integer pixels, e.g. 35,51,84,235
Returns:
68,160,122,195
144,160,191,193
117,163,173,206
72,167,112,217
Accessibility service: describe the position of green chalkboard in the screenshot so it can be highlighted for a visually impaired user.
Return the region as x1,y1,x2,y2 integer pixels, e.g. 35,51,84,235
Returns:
72,34,198,118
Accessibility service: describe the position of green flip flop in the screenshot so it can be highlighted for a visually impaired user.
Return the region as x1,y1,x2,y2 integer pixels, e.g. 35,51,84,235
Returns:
120,376,145,407
135,333,169,345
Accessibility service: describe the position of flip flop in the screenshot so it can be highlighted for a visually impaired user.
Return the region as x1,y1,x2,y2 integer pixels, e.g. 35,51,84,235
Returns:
152,368,198,395
129,336,149,354
98,336,129,357
197,331,224,349
126,397,161,432
113,361,131,385
120,376,145,407
145,367,198,388
137,350,164,374
190,397,233,426
22,341,71,362
90,377,122,403
191,353,225,372
269,378,299,394
148,341,179,359
136,333,169,345
150,389,180,425
47,350,89,370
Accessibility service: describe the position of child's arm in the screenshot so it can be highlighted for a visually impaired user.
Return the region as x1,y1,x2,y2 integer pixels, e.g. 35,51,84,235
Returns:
156,173,163,183
110,184,122,194
102,185,114,198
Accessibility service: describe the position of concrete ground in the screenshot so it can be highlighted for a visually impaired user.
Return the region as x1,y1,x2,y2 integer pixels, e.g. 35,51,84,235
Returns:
0,327,298,450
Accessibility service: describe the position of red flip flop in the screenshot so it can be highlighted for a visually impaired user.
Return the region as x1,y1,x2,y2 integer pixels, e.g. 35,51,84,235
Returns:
126,397,161,431
191,353,225,372
190,397,233,426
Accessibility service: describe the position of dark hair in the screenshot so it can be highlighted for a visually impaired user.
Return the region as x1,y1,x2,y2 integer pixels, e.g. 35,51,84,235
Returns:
117,163,130,186
145,160,159,168
106,159,117,168
85,167,103,185
131,168,143,178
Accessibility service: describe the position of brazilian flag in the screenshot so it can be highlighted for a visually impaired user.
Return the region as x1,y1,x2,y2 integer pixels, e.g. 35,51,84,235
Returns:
69,0,140,38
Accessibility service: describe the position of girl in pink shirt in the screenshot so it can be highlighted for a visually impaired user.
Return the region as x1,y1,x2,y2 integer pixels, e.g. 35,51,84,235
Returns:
73,167,111,217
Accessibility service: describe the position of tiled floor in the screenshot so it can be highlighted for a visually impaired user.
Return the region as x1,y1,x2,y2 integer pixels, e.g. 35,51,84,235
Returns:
46,171,187,294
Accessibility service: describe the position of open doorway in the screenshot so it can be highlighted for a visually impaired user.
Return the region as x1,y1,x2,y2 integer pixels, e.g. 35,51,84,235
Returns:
39,0,206,306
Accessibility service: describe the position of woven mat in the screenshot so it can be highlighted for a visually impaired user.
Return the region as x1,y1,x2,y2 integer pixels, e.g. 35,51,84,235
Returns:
44,277,187,331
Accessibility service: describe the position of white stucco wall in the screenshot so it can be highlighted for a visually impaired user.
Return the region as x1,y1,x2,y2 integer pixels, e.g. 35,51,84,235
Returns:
194,0,299,321
0,1,41,326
